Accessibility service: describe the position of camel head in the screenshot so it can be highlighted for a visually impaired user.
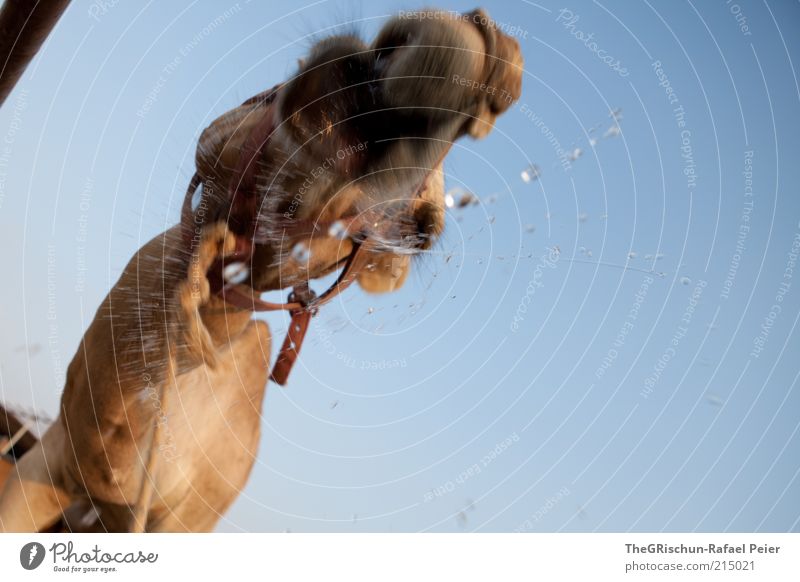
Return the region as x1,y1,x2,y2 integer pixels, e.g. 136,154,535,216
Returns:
192,8,523,293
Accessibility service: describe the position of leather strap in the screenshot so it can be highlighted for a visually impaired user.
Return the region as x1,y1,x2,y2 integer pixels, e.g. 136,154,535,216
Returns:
270,309,313,385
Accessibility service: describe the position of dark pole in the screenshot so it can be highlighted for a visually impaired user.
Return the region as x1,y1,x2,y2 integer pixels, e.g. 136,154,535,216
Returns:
0,0,71,107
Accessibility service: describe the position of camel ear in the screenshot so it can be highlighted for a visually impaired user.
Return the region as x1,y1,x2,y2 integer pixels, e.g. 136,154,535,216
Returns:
465,12,523,139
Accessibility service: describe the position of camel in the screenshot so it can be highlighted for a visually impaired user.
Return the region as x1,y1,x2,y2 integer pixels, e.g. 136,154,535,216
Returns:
0,8,522,532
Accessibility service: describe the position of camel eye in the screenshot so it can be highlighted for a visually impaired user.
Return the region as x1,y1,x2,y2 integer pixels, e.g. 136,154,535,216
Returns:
374,30,410,64
375,46,396,64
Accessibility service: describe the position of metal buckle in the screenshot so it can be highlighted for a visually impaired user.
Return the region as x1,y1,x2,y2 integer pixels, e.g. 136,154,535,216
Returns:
288,285,318,315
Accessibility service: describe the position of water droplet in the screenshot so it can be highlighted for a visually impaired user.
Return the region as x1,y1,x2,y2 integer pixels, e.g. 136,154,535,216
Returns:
444,192,456,208
222,262,249,284
328,220,347,240
457,191,478,208
524,224,536,233
589,137,598,147
628,251,638,259
367,307,374,314
578,212,589,222
568,147,583,161
705,393,724,407
680,276,691,285
586,249,593,257
291,242,311,263
579,246,587,254
604,124,621,138
520,164,541,183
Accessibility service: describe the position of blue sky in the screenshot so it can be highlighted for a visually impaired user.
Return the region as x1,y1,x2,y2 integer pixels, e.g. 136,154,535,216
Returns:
1,0,799,532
